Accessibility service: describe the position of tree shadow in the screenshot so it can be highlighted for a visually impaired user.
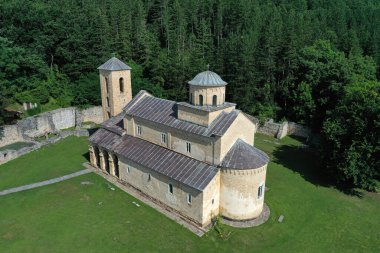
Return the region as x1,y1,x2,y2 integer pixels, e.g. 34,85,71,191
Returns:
272,142,363,197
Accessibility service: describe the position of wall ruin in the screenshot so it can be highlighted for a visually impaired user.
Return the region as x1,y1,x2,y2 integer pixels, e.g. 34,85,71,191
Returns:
0,106,102,147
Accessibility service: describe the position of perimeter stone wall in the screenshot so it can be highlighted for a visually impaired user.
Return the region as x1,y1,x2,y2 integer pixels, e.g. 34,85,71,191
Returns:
250,117,312,140
0,129,90,165
0,125,23,147
256,119,282,137
80,106,103,124
0,106,103,147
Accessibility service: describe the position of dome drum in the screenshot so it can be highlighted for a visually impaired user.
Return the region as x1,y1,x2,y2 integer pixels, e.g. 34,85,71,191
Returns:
188,70,228,106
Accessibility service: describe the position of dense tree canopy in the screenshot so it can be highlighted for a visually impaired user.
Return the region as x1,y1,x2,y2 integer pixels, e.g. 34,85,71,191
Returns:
0,0,379,190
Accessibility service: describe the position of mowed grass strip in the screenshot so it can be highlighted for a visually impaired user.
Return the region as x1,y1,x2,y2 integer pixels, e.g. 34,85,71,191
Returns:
0,136,89,191
0,135,379,253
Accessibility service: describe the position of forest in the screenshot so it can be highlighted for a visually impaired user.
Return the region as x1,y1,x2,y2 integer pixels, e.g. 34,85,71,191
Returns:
0,0,379,191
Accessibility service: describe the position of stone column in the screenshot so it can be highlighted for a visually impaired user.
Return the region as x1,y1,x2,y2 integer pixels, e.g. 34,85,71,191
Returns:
99,150,106,172
89,145,96,166
108,153,116,176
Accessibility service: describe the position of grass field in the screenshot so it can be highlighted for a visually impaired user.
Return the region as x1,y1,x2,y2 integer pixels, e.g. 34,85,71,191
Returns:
0,134,379,252
0,136,88,191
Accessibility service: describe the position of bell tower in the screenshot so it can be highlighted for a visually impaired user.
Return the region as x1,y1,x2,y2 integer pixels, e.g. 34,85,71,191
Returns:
98,57,132,120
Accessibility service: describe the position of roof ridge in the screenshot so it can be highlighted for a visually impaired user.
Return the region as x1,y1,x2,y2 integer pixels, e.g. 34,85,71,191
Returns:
123,90,152,112
97,57,132,71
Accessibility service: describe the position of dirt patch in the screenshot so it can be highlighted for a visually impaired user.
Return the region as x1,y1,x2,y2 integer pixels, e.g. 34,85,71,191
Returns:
2,231,13,240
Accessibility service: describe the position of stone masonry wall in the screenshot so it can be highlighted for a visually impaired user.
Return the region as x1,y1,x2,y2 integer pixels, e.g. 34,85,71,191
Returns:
252,117,312,140
80,106,103,124
0,125,23,147
0,106,102,147
0,129,90,165
256,119,282,137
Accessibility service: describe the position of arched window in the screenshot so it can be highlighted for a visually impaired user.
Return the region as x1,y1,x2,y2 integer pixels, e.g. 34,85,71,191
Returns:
119,78,124,92
105,77,109,94
190,93,193,104
168,183,173,194
199,95,203,106
212,95,217,106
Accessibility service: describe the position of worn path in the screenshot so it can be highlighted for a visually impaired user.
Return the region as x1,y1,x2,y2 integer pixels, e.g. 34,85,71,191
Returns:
0,169,92,196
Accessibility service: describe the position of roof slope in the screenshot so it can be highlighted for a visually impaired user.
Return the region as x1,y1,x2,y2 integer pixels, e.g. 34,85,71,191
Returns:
221,139,269,169
188,71,227,86
97,57,132,71
100,113,125,136
123,93,239,137
89,128,219,191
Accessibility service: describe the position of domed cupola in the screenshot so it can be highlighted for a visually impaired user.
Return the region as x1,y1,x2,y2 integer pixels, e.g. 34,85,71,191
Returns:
188,69,227,106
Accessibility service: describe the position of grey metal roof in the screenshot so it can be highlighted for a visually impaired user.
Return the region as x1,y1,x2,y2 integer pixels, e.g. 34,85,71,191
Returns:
123,94,240,137
177,102,236,112
123,90,150,112
89,128,122,150
98,57,132,71
101,113,125,136
188,71,227,87
220,139,269,170
89,128,219,191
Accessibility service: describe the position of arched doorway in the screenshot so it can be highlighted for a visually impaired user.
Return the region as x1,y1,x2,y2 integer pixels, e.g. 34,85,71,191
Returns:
94,146,100,168
114,155,119,178
104,151,110,173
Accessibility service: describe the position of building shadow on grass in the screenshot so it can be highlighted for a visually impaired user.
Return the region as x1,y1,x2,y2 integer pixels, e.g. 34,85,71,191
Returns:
272,140,363,197
82,151,90,162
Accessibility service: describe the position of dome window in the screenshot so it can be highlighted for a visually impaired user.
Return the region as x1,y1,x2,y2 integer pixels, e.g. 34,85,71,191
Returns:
212,95,217,106
199,95,203,106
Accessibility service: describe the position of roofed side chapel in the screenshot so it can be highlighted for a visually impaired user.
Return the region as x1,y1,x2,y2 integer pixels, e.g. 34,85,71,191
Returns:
89,57,269,228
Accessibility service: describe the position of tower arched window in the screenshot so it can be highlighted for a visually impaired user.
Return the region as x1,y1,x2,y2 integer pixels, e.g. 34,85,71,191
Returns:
212,95,217,106
119,78,124,93
105,77,109,94
199,95,203,106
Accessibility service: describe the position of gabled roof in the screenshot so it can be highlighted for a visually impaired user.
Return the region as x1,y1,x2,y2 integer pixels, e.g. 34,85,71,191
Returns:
188,71,227,87
221,139,269,170
123,92,240,137
101,113,125,136
97,57,132,71
89,128,219,191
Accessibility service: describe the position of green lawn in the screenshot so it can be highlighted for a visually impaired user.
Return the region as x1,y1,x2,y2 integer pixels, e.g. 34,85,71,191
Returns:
0,134,379,252
0,136,88,191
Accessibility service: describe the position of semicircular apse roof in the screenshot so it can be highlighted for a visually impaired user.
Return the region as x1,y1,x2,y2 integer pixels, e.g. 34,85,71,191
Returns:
188,70,227,86
220,139,269,170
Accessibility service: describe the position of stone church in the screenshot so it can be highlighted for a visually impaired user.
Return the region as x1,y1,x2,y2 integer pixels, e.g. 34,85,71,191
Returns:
88,57,269,228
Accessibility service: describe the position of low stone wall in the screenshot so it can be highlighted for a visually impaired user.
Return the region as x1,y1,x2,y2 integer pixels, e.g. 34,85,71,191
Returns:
80,106,103,124
0,129,90,165
0,106,102,147
253,118,312,140
0,125,23,147
256,119,282,137
287,122,312,138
